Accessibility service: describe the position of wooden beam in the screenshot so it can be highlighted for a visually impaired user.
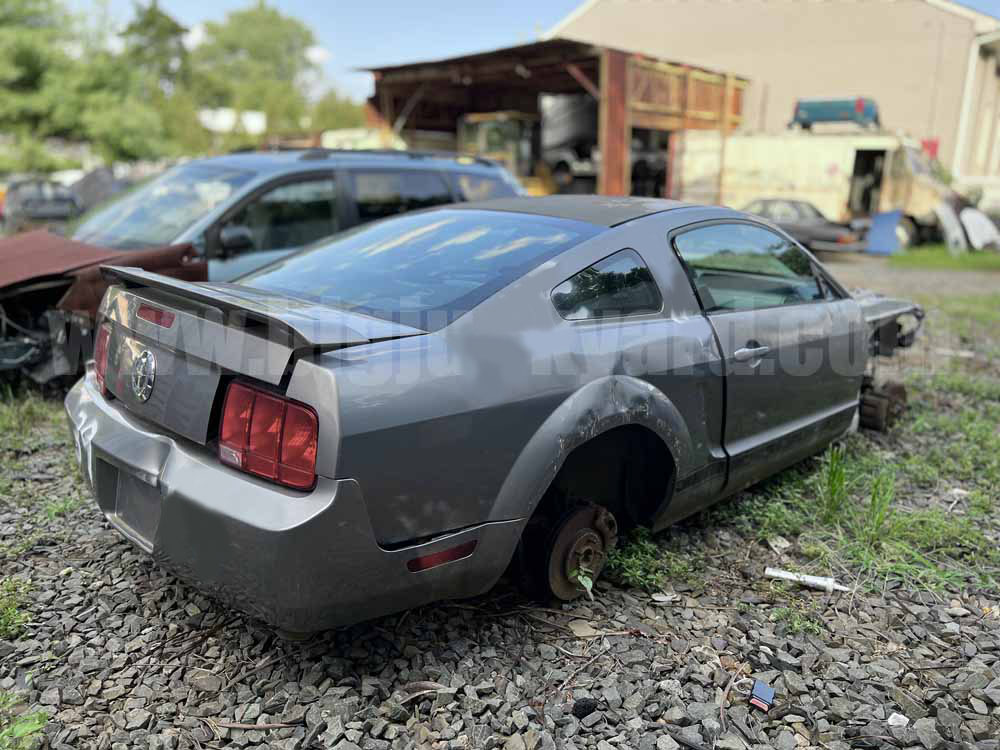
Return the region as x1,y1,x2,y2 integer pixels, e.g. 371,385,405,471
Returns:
565,63,600,100
598,49,629,196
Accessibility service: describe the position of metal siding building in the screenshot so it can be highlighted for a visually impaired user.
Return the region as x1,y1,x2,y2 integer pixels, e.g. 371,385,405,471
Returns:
548,0,1000,184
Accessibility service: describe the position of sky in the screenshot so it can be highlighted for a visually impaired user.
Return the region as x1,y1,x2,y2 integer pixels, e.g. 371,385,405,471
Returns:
72,0,581,101
72,0,1000,103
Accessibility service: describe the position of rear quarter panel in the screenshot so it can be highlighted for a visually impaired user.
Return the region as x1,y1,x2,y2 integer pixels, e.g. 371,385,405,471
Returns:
321,210,728,547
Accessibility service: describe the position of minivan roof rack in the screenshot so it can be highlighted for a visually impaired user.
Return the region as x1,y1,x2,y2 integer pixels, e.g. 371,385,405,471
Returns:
296,148,499,167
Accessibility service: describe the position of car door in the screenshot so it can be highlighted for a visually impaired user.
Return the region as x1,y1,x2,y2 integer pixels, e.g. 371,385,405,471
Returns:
672,221,863,489
206,172,340,281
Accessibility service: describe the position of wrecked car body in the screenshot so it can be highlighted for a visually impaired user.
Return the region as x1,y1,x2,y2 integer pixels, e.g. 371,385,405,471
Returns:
65,196,922,631
0,231,205,384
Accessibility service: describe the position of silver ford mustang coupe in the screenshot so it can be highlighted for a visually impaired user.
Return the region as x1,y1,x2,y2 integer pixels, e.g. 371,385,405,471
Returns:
65,196,920,632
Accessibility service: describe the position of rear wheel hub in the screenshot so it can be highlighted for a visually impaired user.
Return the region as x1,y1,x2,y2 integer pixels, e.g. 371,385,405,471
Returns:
547,505,618,600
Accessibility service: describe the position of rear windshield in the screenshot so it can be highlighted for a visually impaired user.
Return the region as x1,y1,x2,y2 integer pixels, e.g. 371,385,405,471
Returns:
239,209,599,330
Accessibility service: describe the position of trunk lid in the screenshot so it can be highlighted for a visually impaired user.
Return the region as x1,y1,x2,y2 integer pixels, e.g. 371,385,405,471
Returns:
98,266,424,444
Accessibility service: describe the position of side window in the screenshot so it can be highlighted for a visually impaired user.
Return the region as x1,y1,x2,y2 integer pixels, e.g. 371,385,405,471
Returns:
551,249,662,320
673,223,824,313
221,177,337,253
769,201,799,222
451,172,518,201
351,170,453,223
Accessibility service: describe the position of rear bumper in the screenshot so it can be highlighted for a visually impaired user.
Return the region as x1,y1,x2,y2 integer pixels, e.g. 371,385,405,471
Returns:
65,372,523,632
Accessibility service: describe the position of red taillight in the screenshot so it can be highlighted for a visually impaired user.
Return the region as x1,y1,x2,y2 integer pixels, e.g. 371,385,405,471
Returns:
407,541,478,572
93,324,111,394
137,304,175,328
218,382,318,490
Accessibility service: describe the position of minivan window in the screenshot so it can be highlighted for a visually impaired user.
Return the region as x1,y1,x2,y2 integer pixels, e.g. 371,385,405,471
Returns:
551,249,661,320
452,172,517,201
673,223,822,312
240,209,600,330
351,170,453,223
219,177,337,253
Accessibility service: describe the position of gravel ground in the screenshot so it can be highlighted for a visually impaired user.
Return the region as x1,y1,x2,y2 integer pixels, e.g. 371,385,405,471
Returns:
2,259,999,750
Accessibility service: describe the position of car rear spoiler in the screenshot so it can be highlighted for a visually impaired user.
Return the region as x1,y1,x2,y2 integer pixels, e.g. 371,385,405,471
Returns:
101,266,425,352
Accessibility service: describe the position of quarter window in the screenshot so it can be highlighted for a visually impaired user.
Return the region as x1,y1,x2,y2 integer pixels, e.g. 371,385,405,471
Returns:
351,170,453,222
551,249,662,320
673,223,824,312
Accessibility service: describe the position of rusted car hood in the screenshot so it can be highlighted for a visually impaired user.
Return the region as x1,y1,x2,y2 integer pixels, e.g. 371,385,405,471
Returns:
0,230,122,288
0,230,206,317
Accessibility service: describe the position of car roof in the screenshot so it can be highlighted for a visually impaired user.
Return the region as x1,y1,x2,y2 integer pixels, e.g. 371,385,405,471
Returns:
182,149,508,177
450,195,700,227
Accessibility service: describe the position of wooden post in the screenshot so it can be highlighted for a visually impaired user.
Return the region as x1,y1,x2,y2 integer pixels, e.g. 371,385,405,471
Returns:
379,85,395,131
717,73,734,205
665,133,677,198
598,49,629,195
682,66,694,129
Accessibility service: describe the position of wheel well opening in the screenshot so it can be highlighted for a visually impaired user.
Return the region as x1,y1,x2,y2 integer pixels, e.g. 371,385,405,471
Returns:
539,424,675,529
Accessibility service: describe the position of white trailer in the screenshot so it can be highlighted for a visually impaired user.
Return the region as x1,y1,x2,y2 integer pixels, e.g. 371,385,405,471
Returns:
674,130,951,245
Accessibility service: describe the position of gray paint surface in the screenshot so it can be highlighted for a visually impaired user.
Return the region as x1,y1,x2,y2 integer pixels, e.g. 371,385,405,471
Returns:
66,198,911,631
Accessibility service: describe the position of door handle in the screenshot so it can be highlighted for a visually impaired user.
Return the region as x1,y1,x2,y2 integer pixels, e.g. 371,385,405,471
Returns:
733,345,770,362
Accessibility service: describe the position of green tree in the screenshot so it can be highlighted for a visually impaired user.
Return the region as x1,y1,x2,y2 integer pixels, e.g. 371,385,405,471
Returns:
190,2,318,133
121,0,190,91
311,89,365,131
0,0,172,164
0,0,70,136
46,44,167,161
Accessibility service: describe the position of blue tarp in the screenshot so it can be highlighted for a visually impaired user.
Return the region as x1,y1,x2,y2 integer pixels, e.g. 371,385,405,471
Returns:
866,210,902,255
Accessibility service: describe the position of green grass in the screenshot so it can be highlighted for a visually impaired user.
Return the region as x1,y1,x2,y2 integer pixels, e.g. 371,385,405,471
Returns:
769,603,824,636
0,579,30,641
889,244,1000,272
0,690,47,750
699,370,1000,591
595,368,997,596
40,496,80,521
0,388,60,449
819,444,848,525
605,528,701,592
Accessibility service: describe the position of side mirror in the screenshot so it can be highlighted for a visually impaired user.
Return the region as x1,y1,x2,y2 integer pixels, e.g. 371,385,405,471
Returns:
218,224,255,256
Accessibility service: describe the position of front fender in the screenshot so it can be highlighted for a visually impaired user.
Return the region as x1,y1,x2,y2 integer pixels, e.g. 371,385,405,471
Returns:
488,375,693,524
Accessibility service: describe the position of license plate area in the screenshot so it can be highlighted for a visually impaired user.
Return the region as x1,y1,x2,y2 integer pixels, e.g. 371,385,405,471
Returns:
95,458,161,552
106,332,220,445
